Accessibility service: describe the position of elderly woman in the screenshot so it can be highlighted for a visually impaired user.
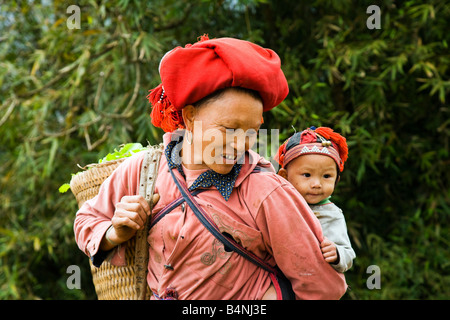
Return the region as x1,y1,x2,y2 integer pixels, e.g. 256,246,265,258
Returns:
74,36,347,300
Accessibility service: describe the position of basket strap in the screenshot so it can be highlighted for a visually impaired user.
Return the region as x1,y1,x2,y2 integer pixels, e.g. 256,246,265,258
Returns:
135,144,163,300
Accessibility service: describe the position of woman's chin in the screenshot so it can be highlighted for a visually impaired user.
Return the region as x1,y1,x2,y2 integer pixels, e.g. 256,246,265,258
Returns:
208,162,235,175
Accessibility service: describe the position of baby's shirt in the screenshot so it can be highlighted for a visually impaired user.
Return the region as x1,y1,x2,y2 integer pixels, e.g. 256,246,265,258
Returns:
309,199,356,273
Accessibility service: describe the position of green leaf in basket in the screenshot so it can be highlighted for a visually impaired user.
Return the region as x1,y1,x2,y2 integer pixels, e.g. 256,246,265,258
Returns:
60,143,147,196
59,183,71,193
98,143,146,163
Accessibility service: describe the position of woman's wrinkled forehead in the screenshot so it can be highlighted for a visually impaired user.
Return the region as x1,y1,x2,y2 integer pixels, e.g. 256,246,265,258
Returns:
194,88,263,129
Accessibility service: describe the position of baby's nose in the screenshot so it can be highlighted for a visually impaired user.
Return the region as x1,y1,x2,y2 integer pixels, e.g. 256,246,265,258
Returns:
310,178,321,188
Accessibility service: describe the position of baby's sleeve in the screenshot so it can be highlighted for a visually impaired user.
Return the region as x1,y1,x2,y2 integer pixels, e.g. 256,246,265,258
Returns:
318,206,356,273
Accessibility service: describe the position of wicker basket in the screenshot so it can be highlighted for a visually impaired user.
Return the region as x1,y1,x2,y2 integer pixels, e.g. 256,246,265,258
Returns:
70,148,161,300
70,158,126,208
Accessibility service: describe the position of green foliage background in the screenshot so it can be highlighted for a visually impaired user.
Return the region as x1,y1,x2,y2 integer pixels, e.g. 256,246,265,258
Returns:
0,0,449,299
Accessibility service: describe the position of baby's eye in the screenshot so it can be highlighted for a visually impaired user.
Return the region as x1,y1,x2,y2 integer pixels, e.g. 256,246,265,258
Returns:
323,174,332,179
302,173,311,178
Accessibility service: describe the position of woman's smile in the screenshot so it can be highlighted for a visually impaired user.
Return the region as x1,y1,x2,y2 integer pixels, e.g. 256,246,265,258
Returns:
222,153,237,161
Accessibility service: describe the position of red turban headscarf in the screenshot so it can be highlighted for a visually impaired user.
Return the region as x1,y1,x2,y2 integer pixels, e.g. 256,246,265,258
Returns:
147,35,289,132
275,127,349,172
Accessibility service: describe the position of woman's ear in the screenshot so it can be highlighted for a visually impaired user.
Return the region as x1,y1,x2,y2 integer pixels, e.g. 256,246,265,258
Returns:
182,105,196,131
278,168,288,180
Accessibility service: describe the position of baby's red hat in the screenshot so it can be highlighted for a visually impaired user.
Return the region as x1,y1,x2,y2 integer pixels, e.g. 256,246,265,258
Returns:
275,126,348,172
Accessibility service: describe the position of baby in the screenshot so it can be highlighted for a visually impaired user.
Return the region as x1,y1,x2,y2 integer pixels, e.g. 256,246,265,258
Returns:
275,126,355,273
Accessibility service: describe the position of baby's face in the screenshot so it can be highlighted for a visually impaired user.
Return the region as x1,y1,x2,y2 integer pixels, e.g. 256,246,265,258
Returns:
283,154,338,205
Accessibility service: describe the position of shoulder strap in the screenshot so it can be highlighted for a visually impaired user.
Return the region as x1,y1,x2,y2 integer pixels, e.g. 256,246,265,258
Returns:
251,165,273,174
168,166,277,274
149,189,205,228
135,144,163,300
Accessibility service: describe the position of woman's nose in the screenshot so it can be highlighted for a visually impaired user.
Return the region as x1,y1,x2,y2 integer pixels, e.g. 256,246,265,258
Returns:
229,130,249,151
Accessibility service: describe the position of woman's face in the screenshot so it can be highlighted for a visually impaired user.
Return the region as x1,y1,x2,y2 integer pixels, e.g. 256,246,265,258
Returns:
182,88,263,174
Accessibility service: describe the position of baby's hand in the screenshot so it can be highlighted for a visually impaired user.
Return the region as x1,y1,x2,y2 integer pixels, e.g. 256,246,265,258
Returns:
320,237,338,264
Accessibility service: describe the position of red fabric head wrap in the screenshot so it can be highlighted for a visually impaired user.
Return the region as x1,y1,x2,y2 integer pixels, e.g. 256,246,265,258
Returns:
275,127,349,172
147,35,289,132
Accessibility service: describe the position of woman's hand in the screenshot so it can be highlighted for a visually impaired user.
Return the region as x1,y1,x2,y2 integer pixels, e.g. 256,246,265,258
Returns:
320,237,339,264
100,194,160,251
